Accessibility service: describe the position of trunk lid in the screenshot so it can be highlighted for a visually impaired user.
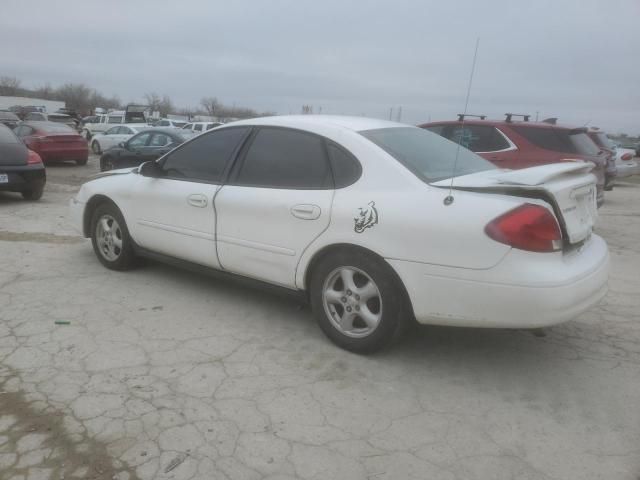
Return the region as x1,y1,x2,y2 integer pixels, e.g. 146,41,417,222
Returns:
431,163,598,245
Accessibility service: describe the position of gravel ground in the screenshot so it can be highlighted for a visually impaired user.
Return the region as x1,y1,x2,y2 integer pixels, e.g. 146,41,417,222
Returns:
0,155,639,480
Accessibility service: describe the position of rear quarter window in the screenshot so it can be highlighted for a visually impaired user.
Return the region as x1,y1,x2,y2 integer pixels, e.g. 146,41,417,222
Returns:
511,126,599,156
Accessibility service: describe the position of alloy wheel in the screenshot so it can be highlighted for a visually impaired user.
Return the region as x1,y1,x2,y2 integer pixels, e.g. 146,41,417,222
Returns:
322,266,383,338
95,214,123,261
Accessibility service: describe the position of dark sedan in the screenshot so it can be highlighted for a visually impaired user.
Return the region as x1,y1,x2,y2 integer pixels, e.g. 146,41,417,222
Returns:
99,128,193,171
0,124,46,200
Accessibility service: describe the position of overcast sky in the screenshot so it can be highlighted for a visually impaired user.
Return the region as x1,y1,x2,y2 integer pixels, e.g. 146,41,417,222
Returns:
1,0,638,133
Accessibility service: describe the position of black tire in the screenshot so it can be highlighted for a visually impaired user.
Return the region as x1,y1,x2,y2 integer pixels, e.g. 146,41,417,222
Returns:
100,156,114,172
83,129,92,141
309,250,408,354
90,202,137,271
21,183,44,201
76,157,88,166
91,140,101,155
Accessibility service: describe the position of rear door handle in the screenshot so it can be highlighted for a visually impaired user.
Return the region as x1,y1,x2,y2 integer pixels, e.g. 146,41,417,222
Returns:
291,204,321,220
187,194,208,208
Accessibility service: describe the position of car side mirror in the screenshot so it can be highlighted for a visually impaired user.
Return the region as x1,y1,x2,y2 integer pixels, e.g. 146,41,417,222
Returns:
119,141,127,149
139,161,163,178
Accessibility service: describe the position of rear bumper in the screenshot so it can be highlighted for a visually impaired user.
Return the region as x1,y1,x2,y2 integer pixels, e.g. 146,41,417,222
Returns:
38,147,88,163
0,164,46,192
388,234,609,328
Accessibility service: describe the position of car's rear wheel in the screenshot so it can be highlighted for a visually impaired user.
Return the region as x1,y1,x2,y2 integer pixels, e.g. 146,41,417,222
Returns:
21,183,44,201
82,129,92,140
310,250,408,353
90,203,136,271
91,140,101,155
100,156,114,172
76,157,88,166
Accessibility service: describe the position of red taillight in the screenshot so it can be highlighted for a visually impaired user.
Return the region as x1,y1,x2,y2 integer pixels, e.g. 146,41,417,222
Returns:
485,204,562,253
621,152,632,161
27,149,43,165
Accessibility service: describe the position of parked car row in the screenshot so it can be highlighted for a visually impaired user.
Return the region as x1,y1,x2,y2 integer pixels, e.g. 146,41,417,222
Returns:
420,114,640,206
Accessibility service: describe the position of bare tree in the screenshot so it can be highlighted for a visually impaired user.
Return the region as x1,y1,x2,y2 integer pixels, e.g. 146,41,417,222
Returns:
144,92,162,113
0,76,22,96
55,83,92,113
34,83,54,100
159,94,174,117
301,105,313,114
200,97,220,117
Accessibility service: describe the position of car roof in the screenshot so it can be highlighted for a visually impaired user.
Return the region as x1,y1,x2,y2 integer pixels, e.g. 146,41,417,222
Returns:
22,121,78,132
228,115,407,133
420,118,583,131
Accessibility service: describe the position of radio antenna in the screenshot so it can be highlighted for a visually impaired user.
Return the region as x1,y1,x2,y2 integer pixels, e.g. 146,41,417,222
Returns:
444,37,480,206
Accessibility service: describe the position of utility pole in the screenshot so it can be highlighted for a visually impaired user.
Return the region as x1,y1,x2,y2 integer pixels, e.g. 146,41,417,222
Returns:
389,107,393,121
396,106,402,123
535,111,539,122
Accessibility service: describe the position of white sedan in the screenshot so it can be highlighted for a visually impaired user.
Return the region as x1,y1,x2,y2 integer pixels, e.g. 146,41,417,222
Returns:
69,116,609,353
90,125,151,154
615,147,640,178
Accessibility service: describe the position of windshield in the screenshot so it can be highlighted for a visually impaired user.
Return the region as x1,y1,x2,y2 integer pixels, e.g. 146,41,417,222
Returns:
40,123,75,133
360,127,495,182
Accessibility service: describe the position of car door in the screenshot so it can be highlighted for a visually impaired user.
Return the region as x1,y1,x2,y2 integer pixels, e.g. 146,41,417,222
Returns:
127,126,250,268
144,132,176,162
215,127,334,288
116,132,152,168
100,126,121,150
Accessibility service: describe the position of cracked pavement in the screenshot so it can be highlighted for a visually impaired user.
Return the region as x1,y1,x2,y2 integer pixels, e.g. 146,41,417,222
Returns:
0,156,639,479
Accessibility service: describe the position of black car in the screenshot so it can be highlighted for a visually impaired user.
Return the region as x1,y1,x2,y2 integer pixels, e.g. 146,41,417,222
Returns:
0,124,46,200
0,110,20,129
99,128,193,171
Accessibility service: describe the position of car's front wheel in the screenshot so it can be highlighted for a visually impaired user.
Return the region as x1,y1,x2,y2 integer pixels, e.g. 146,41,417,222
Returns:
90,203,136,270
100,156,114,172
91,140,101,155
310,250,408,354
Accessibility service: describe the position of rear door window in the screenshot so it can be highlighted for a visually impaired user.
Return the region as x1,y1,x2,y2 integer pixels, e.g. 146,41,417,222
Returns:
233,127,332,189
128,132,152,148
443,125,509,152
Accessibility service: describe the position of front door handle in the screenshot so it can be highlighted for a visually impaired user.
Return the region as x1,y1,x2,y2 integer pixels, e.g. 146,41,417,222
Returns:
187,194,208,208
291,204,321,220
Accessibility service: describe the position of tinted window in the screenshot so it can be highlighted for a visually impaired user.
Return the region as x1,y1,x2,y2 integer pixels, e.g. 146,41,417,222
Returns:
444,125,509,152
327,142,361,188
105,127,120,135
162,127,248,182
150,133,172,147
512,126,600,156
25,113,44,121
108,116,123,124
157,120,169,126
424,125,445,135
128,132,151,148
235,128,331,189
194,124,203,132
361,127,494,182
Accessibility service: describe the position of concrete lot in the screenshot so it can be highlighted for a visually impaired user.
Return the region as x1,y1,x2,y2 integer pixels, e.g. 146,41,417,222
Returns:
1,155,639,480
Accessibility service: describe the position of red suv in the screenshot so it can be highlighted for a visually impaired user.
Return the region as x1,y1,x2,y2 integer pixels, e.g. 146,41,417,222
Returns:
420,114,607,206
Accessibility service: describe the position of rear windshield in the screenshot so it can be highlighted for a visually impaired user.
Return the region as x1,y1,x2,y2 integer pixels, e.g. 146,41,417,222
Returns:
39,123,75,133
49,115,72,122
0,111,19,121
593,132,615,150
512,126,600,156
361,127,495,182
0,126,19,143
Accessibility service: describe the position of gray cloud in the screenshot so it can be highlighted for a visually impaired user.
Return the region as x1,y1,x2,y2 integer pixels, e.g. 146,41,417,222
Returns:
1,0,638,133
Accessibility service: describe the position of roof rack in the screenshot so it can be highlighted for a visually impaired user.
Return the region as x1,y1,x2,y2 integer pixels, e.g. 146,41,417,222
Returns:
541,117,557,125
504,113,530,123
457,114,486,121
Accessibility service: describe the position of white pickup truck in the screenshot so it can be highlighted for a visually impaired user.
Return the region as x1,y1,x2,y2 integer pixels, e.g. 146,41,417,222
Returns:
81,105,148,140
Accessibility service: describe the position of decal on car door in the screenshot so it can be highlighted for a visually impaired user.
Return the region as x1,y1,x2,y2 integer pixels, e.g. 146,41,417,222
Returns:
354,201,378,233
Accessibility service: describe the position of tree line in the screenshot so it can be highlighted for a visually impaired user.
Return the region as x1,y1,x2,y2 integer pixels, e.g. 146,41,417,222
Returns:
0,76,272,120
